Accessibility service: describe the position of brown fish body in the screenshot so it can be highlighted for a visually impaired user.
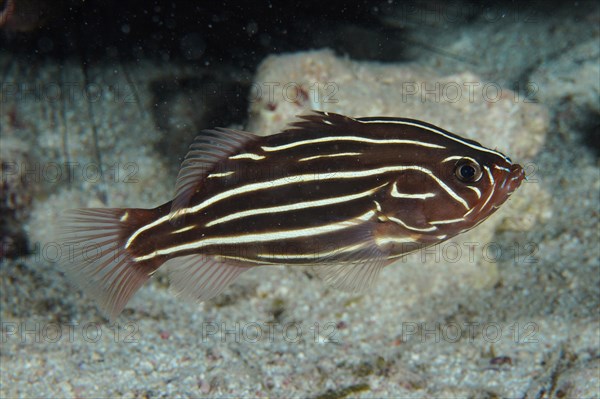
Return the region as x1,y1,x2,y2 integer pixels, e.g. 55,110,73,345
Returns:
61,111,525,319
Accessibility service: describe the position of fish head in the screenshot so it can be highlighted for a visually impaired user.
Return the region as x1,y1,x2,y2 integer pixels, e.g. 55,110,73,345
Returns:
361,118,527,241
419,146,526,234
459,153,524,214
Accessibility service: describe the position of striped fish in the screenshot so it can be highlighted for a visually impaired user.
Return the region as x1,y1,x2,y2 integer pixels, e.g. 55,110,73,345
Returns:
61,111,525,320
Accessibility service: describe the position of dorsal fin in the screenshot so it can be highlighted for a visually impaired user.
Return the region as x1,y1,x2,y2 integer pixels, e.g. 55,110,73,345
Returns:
170,127,257,218
284,110,359,133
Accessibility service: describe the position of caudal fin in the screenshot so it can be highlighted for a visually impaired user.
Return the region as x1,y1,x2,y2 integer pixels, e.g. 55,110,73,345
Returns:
60,208,163,321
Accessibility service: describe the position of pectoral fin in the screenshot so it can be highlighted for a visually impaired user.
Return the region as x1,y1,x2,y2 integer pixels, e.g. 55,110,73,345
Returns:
165,254,251,302
312,221,390,293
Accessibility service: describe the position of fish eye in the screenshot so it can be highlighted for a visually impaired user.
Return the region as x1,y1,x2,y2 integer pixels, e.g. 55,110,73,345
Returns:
454,159,482,183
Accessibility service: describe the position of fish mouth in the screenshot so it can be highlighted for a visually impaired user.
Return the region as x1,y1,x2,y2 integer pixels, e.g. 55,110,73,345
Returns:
503,164,526,194
475,163,525,217
489,163,525,207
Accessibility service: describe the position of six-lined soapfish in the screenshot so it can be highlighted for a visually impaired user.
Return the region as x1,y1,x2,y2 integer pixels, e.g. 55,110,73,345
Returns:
61,111,525,320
